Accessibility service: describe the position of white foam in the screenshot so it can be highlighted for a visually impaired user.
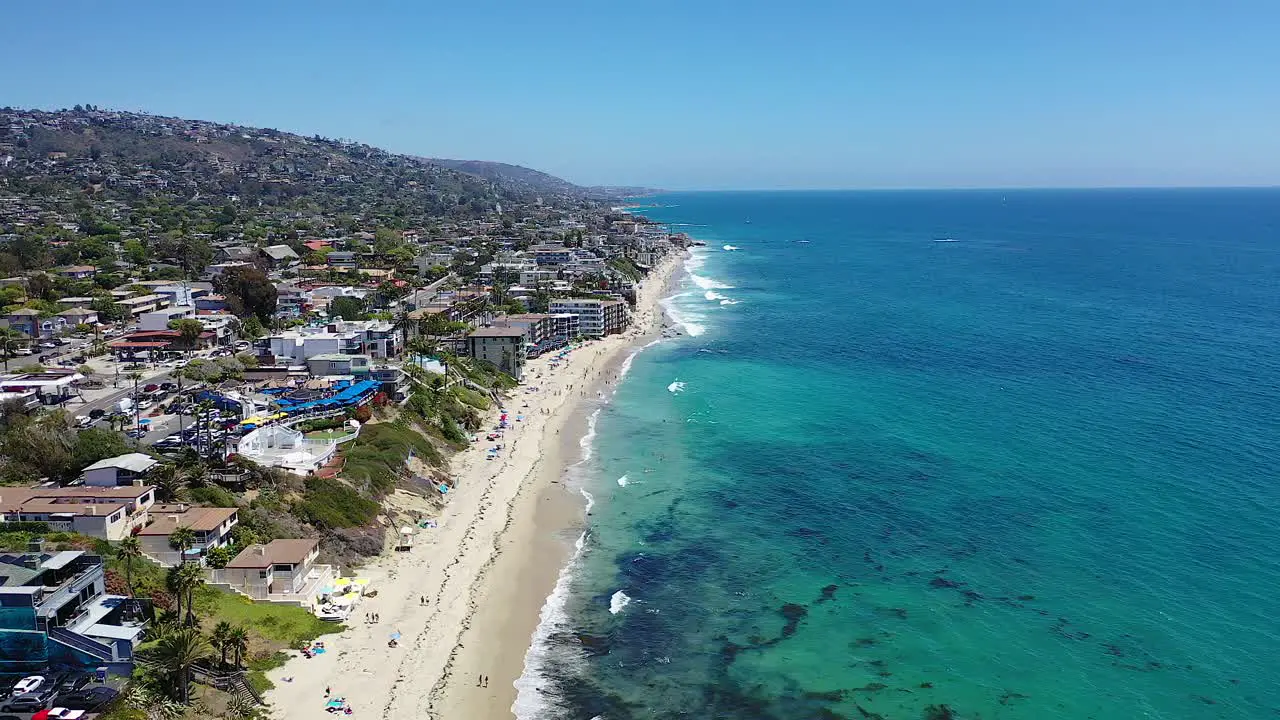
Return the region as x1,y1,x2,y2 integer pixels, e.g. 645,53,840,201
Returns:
667,381,685,393
661,293,706,337
690,273,734,291
720,299,741,306
609,590,632,615
722,244,739,251
580,488,595,514
704,290,727,302
616,474,629,487
512,531,589,720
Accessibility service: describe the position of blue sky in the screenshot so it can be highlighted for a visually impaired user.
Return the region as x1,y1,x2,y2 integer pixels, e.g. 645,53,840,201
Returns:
3,1,1278,189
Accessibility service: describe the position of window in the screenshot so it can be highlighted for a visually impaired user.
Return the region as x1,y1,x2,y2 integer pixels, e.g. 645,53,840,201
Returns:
258,570,268,579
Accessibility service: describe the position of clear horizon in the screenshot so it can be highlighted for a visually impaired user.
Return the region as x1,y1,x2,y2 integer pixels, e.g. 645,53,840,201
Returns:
5,1,1279,190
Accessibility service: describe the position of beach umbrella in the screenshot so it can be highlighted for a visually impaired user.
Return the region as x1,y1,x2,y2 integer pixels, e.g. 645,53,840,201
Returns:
389,631,401,641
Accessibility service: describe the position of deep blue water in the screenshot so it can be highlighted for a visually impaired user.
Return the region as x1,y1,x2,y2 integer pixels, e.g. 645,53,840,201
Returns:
518,189,1280,720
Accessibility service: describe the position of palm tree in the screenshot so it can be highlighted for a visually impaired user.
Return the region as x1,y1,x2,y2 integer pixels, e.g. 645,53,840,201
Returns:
0,327,24,371
227,625,250,669
116,536,142,597
210,620,234,668
127,370,143,445
165,561,204,627
152,463,185,502
168,525,196,563
145,626,211,704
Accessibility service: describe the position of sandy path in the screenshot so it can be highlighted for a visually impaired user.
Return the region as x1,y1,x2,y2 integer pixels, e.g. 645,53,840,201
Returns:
264,251,685,719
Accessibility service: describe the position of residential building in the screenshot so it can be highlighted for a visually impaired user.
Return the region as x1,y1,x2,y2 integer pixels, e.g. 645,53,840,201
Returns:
3,308,45,338
0,542,150,673
211,539,332,606
136,504,239,566
326,251,357,270
0,486,156,541
194,293,229,312
531,245,573,266
139,305,196,332
205,261,253,277
602,299,629,335
307,353,370,376
56,296,97,309
549,299,607,337
114,293,169,318
551,313,580,341
57,307,99,327
370,364,410,402
81,453,159,487
56,265,97,279
260,244,300,269
466,325,528,378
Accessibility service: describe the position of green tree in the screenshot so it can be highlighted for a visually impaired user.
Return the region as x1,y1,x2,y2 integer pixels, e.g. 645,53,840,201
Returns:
214,266,278,321
168,525,196,562
71,427,130,471
227,625,250,669
116,535,142,597
210,620,234,668
329,295,367,321
165,561,205,627
121,239,150,266
204,545,232,569
170,318,204,355
0,327,24,371
143,625,211,704
90,296,127,323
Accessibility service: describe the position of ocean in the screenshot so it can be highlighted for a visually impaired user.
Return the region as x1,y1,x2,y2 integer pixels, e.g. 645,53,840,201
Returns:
516,189,1280,720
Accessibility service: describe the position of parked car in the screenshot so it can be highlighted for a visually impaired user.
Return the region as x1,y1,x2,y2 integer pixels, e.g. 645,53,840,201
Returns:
52,338,68,346
38,341,57,349
74,416,95,429
160,382,178,392
12,676,43,696
0,693,49,713
88,408,106,419
13,347,31,356
136,399,153,410
71,354,88,363
52,687,118,711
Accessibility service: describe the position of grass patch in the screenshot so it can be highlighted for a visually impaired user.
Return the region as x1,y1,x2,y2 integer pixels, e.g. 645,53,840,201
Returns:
305,428,351,440
195,588,341,692
187,485,239,507
297,476,379,528
451,385,490,410
196,586,340,647
341,421,443,493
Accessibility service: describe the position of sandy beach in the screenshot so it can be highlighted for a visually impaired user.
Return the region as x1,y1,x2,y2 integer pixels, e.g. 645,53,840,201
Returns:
264,250,686,720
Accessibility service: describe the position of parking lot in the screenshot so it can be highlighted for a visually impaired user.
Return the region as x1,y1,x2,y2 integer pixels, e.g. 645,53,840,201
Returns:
0,670,122,717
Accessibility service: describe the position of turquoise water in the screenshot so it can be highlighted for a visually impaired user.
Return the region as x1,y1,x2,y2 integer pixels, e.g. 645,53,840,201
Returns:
520,190,1280,720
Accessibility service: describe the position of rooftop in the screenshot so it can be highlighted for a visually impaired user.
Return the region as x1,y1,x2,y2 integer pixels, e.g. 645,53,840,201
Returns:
137,506,237,535
81,453,159,474
225,538,319,568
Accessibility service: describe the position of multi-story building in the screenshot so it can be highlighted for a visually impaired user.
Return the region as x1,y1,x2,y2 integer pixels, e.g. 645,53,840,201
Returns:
261,319,398,365
466,325,528,378
602,299,630,335
551,313,580,341
0,485,156,540
0,541,150,673
531,245,573,266
549,299,606,337
212,539,332,606
136,504,239,566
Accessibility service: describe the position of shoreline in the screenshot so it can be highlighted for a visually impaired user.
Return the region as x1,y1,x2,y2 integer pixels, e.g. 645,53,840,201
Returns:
263,250,687,720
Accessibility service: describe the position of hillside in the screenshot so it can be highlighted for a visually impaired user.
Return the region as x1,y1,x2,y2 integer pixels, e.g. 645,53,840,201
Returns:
427,158,586,199
0,107,574,223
